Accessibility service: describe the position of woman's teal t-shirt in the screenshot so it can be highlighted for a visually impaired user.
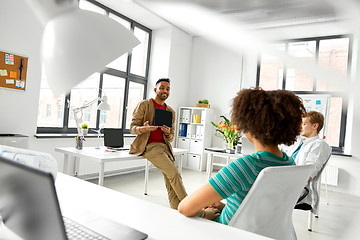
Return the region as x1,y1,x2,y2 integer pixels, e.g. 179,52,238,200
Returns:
209,151,294,225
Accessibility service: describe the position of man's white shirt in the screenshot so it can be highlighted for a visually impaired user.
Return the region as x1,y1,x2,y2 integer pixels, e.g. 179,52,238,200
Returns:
286,135,331,178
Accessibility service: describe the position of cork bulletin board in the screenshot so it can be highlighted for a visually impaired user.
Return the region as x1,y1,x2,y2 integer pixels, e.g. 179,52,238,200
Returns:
0,51,28,91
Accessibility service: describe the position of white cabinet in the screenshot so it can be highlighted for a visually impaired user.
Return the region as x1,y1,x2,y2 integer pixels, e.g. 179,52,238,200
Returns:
176,107,213,171
0,134,29,149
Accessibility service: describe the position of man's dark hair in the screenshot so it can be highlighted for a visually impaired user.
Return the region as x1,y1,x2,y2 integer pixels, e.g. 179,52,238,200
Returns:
155,78,170,86
231,88,306,146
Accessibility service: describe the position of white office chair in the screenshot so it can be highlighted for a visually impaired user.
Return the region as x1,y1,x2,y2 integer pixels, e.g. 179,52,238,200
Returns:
296,154,332,231
228,164,314,240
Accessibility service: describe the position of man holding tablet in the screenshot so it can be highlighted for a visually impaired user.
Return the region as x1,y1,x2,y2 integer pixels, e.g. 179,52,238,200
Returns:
129,78,187,209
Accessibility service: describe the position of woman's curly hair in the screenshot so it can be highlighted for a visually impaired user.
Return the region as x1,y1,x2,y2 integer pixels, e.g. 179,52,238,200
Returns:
231,88,306,146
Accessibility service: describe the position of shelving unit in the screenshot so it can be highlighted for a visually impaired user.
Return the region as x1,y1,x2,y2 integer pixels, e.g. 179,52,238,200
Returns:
176,107,214,171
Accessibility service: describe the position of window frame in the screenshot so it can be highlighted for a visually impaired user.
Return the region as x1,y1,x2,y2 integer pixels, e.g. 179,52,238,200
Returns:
256,35,352,153
37,0,151,135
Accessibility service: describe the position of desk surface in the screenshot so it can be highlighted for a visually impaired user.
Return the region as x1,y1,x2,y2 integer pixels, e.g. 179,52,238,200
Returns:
204,149,243,158
55,173,271,240
55,147,188,162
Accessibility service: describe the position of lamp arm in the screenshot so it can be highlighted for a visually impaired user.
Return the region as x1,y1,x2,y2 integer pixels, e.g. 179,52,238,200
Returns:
73,108,83,136
72,96,105,136
73,97,102,112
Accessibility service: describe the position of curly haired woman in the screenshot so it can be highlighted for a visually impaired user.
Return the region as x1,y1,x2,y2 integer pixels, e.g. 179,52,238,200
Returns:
178,88,306,224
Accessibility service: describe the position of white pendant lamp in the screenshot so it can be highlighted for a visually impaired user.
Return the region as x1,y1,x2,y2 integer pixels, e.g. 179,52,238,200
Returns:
26,0,140,96
42,8,140,96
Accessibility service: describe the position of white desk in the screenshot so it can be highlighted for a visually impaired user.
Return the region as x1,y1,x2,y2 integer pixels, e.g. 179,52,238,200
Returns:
205,150,243,179
55,147,188,195
55,173,271,240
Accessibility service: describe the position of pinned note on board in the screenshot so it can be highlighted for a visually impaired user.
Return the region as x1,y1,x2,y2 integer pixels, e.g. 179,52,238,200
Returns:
0,51,28,91
0,69,7,76
10,71,17,78
15,80,25,89
6,79,14,84
5,54,14,65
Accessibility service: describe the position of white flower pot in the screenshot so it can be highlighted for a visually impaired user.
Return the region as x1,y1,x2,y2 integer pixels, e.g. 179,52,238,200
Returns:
81,128,88,136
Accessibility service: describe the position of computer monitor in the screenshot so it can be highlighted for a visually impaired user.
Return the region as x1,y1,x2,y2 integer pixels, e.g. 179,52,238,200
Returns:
103,128,124,148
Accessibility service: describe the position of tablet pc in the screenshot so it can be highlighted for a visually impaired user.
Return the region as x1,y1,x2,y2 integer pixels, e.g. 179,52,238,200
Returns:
154,108,173,128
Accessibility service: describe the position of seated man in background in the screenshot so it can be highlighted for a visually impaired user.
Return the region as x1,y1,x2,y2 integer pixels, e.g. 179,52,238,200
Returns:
178,88,306,223
129,78,187,210
286,110,332,212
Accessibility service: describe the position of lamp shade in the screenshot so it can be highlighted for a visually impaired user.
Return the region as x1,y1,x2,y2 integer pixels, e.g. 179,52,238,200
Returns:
97,96,110,111
42,8,140,96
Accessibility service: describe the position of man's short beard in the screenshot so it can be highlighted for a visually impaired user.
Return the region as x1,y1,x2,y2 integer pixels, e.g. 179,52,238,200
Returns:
159,93,168,100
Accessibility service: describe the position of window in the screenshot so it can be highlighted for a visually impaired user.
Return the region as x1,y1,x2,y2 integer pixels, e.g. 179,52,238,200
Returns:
46,104,51,118
36,0,151,134
259,44,285,90
257,35,351,152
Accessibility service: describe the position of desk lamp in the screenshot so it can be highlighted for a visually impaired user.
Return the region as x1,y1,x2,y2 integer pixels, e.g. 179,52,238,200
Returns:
72,95,110,137
25,0,140,96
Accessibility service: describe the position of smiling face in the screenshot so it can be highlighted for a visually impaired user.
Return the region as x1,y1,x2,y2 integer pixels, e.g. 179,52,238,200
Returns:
301,117,319,139
154,81,170,101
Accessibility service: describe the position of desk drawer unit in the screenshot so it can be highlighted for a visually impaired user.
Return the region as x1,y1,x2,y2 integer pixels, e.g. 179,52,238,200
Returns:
187,154,201,171
189,139,203,155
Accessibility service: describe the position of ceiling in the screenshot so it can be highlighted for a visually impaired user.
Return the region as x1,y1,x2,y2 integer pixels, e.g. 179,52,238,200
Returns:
130,0,358,34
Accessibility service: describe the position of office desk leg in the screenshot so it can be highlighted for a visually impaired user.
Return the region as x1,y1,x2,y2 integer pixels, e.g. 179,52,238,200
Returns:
226,156,230,165
207,153,213,180
144,160,149,195
63,154,69,174
98,162,105,186
74,157,79,176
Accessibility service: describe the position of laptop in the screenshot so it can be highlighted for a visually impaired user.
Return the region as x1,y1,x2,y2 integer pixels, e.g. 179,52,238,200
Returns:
154,108,172,128
104,128,129,150
0,156,147,240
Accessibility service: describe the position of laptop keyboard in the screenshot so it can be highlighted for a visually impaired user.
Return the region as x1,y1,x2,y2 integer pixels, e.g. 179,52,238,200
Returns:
63,217,109,240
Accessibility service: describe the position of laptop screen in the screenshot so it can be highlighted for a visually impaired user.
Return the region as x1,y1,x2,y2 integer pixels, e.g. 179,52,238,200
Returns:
0,156,67,240
104,128,124,148
0,156,147,240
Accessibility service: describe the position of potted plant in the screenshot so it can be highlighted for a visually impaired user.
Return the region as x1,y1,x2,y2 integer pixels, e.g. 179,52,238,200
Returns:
211,115,242,153
196,99,210,108
81,123,88,136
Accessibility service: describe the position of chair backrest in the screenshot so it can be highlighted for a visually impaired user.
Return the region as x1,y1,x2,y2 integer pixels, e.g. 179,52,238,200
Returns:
312,152,331,183
228,164,314,240
308,152,332,214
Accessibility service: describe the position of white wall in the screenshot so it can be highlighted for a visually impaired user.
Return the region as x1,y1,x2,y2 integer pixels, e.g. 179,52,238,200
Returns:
187,38,243,116
187,37,244,147
0,0,43,136
167,27,193,113
148,26,193,113
147,27,172,94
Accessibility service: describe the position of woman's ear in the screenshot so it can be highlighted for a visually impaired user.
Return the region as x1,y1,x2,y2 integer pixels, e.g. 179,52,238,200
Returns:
245,132,254,143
